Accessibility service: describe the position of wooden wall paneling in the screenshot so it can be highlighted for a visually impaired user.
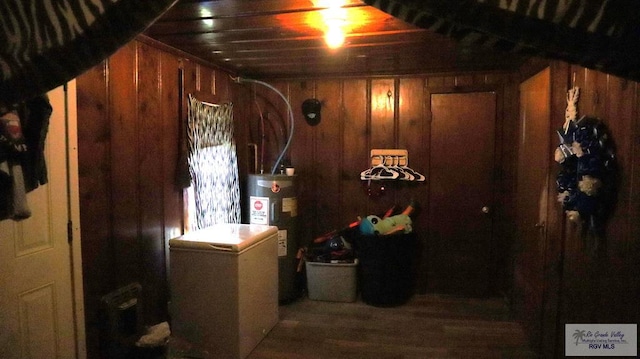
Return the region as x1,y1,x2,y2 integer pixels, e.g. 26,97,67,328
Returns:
77,38,251,355
272,80,294,171
341,79,369,229
442,76,458,88
245,82,260,173
419,78,436,293
455,74,474,87
633,84,640,236
596,75,635,322
516,67,552,348
160,51,183,285
256,83,272,173
557,66,640,330
600,75,633,249
249,80,273,173
180,59,197,230
557,65,594,325
593,70,610,118
370,78,396,149
540,61,569,359
629,81,640,324
244,84,262,175
77,62,114,296
182,59,198,104
233,83,253,222
287,80,317,240
195,66,215,100
314,80,344,234
493,75,519,296
577,67,598,117
217,70,231,102
397,78,428,292
287,80,315,174
137,42,167,323
397,78,427,207
205,65,216,99
474,73,491,85
76,61,113,359
202,66,215,98
487,77,510,296
369,78,397,214
109,42,141,286
255,80,289,172
425,76,445,88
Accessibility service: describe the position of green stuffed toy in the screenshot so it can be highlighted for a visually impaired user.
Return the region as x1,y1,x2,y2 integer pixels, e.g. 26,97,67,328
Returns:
359,203,414,236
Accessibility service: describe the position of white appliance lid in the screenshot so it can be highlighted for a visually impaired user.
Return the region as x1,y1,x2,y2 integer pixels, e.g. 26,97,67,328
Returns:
169,223,278,252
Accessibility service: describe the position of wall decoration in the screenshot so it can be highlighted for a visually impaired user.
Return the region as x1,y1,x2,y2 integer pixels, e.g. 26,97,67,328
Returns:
555,86,617,253
301,98,322,126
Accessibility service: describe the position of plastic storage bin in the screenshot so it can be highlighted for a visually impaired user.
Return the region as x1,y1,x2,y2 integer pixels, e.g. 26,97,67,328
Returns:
306,259,358,302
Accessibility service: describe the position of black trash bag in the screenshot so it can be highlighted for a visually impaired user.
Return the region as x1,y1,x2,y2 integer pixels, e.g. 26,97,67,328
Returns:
354,232,418,307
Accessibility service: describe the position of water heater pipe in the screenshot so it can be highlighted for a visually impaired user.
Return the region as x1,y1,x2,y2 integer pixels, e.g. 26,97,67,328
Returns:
234,76,294,175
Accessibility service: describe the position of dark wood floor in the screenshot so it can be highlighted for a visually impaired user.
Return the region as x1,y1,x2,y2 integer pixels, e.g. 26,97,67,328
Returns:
246,294,538,359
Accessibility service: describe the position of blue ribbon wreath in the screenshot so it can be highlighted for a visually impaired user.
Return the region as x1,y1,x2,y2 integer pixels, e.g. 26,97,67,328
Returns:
555,116,617,250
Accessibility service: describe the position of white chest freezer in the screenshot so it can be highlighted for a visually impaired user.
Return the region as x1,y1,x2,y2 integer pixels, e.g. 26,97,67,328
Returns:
169,223,279,359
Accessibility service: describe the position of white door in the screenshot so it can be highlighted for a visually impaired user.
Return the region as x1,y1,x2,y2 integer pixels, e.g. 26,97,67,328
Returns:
0,82,85,359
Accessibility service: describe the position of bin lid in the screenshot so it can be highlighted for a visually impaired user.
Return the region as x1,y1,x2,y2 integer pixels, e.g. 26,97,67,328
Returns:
169,224,278,252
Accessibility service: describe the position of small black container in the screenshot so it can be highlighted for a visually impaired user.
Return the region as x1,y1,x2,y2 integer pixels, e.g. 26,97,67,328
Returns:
354,232,418,307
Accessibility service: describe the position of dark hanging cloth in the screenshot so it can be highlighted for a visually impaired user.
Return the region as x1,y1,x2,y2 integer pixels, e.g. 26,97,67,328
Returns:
175,66,192,189
0,0,179,108
17,95,52,192
362,0,640,82
0,94,52,220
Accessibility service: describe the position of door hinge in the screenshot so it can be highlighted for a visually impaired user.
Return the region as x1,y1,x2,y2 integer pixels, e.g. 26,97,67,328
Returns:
67,220,73,243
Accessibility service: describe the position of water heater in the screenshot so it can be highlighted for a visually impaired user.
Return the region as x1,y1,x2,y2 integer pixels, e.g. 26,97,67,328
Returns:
247,174,299,303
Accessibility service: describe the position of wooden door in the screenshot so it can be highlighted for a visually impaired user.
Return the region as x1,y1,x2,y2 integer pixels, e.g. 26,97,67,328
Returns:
513,67,551,348
0,82,85,359
427,92,496,296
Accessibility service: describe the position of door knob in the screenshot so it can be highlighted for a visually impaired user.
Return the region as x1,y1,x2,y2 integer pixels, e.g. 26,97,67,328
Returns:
534,222,545,228
481,206,490,214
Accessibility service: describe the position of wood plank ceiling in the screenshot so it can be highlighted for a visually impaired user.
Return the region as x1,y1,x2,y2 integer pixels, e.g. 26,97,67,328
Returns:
144,0,527,79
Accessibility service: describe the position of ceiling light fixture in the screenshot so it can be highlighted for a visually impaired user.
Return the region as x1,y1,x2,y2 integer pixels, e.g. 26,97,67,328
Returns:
325,20,345,49
199,8,214,27
319,0,347,49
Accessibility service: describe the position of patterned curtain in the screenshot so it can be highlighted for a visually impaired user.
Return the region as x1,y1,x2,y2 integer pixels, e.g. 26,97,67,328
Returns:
362,0,640,82
187,95,241,230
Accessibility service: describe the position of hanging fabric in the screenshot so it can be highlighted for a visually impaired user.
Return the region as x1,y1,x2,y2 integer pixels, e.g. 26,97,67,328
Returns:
362,0,640,83
0,0,178,108
187,95,241,230
0,95,52,221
